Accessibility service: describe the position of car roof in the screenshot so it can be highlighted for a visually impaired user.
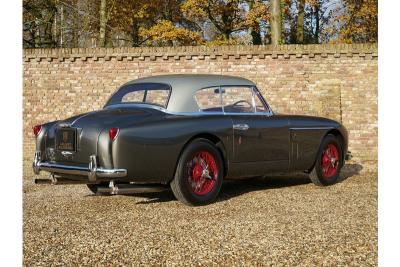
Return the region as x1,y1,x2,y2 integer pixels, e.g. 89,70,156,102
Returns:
124,74,256,113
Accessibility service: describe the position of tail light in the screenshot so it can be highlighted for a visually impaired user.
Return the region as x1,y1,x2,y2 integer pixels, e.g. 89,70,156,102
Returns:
33,125,42,137
109,128,119,141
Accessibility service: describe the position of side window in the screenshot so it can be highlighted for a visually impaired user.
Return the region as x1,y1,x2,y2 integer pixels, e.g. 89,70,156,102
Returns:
254,92,270,113
122,91,144,102
146,90,170,107
195,87,223,112
222,86,254,113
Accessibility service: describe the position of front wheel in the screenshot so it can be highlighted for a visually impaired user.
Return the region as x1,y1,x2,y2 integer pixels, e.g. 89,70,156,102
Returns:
309,134,343,186
170,139,224,206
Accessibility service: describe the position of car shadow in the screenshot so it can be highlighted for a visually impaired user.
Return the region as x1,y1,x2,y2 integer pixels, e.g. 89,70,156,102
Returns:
132,175,310,204
106,163,363,205
338,163,363,182
217,163,363,202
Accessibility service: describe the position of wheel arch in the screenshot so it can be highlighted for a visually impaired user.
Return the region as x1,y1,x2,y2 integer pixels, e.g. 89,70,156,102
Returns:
309,128,345,172
171,133,228,182
326,128,345,166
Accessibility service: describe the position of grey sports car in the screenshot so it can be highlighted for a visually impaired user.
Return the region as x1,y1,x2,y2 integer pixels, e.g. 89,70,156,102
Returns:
33,74,350,205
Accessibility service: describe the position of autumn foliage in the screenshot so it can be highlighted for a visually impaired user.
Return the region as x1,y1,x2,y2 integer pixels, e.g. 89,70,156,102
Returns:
139,20,203,46
23,0,378,48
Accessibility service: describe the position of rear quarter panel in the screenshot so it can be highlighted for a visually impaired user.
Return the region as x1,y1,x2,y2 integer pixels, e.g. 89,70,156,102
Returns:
112,114,233,183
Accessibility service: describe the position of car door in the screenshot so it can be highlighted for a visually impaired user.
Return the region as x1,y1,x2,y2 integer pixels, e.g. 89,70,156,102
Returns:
221,86,290,169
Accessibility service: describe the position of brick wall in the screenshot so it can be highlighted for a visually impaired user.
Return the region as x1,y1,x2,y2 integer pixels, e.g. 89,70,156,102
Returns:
23,44,378,170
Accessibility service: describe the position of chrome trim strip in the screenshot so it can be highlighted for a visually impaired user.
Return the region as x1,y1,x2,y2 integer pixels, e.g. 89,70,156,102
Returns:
253,86,274,116
290,127,334,130
164,110,273,116
251,86,257,113
101,88,274,117
219,86,224,113
105,102,167,112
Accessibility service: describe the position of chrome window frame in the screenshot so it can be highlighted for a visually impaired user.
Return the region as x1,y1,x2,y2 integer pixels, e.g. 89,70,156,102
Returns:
105,85,274,117
193,85,273,116
104,82,172,109
252,86,274,116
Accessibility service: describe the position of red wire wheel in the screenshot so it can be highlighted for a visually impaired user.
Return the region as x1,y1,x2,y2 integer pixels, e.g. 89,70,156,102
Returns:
186,151,218,196
320,143,340,178
309,134,343,186
171,139,224,205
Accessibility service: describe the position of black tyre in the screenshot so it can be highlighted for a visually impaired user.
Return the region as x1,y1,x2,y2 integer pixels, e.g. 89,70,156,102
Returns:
87,182,110,195
170,139,224,206
309,134,343,186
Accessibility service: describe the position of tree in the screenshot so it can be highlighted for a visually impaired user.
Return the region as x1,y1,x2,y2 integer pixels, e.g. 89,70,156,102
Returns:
338,0,378,43
23,0,58,48
296,0,305,43
24,0,104,48
139,20,203,46
291,0,334,44
99,0,107,46
181,0,247,42
312,0,320,43
23,0,378,48
246,0,269,45
270,0,282,44
107,0,198,46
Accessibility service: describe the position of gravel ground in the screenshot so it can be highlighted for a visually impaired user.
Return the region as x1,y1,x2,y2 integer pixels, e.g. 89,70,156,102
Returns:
23,163,377,266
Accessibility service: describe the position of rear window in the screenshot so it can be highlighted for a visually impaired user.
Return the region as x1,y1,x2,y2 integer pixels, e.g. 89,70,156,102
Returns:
106,83,171,108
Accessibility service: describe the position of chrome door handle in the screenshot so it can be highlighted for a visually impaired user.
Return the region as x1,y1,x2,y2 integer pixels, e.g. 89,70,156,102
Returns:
233,124,249,131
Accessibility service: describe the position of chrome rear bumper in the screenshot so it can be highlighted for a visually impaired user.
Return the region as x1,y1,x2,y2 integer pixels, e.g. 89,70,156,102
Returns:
33,151,127,182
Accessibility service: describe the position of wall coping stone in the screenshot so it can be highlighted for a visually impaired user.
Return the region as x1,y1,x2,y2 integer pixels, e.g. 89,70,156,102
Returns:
23,44,378,62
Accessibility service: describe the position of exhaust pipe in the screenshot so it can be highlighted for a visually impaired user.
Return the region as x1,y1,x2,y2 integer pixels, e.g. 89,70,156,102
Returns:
96,183,168,194
35,178,94,185
34,179,53,184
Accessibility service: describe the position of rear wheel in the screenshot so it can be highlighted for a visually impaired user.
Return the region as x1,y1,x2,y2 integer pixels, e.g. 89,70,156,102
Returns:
309,134,343,186
170,139,223,206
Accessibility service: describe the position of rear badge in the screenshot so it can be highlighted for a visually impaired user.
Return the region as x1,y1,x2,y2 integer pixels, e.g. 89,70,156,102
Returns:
61,151,73,156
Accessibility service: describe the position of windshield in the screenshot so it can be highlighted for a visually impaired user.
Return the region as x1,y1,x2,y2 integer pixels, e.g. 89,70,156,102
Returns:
105,82,171,108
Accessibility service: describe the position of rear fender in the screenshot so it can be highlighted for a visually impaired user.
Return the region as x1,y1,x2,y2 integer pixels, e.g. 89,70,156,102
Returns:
111,115,232,183
35,121,59,159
